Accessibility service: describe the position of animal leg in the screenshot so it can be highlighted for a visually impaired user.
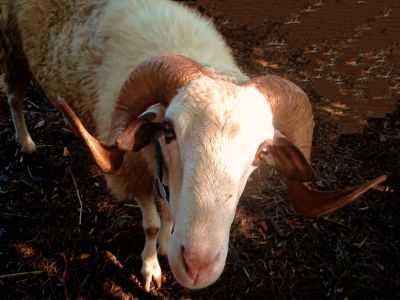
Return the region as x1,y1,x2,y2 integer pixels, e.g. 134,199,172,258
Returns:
157,199,173,256
7,82,36,153
139,199,162,291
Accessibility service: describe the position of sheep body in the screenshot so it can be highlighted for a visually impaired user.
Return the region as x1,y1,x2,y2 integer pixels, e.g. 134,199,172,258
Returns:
1,0,248,290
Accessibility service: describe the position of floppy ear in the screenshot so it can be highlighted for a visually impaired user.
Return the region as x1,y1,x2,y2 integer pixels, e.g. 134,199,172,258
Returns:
260,131,316,182
118,103,166,151
114,103,166,151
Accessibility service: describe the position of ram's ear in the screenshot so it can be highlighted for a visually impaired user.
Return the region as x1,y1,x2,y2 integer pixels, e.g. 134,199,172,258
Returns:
260,131,315,182
116,104,166,151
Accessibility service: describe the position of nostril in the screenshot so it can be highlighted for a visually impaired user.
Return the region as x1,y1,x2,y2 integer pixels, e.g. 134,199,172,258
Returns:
182,246,220,282
182,247,199,281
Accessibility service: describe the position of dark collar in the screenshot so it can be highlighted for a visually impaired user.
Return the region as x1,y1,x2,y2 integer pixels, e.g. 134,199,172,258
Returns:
155,141,170,201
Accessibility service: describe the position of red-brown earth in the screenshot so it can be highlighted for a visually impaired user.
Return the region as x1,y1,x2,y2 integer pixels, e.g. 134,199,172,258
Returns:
1,0,399,299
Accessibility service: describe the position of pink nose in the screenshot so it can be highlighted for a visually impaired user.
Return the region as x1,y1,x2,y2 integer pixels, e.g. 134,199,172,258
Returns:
182,247,219,282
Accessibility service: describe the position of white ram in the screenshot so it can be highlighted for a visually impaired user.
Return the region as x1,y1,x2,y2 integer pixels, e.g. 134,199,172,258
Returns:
1,0,386,291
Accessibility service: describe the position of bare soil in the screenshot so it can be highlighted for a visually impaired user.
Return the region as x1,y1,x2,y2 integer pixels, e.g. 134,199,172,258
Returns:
1,1,399,299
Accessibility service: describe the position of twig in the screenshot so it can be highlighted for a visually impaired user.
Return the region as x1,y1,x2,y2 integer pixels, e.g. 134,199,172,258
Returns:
0,270,44,279
0,212,38,219
24,99,40,109
123,203,141,208
267,217,285,238
35,144,54,149
67,167,83,225
20,179,42,194
243,267,253,282
60,253,71,300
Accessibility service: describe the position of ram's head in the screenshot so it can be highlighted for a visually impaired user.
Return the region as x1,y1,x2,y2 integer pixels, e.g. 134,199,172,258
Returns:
55,55,386,289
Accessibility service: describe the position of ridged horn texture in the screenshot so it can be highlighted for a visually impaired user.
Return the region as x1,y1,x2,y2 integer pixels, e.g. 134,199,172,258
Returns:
243,75,387,217
244,75,314,160
108,55,212,146
53,97,124,173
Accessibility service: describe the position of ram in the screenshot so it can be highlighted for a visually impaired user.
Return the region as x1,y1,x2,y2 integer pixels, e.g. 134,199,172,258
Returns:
1,0,386,291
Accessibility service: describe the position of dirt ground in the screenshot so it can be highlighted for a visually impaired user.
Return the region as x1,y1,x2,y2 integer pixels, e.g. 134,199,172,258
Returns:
1,0,399,299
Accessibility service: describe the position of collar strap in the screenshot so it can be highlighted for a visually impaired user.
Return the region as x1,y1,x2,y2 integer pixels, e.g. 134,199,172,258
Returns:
155,141,170,202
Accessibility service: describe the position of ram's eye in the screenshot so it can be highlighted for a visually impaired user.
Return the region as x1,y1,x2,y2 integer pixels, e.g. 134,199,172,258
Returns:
164,122,175,143
252,142,271,166
258,147,269,161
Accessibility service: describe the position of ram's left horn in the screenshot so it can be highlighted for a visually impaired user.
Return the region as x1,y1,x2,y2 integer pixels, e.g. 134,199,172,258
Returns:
287,175,388,217
53,96,124,173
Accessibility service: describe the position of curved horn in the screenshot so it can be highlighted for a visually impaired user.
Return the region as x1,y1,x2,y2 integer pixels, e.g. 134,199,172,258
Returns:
287,175,388,217
244,75,387,216
53,97,124,173
244,75,313,160
54,56,210,173
109,55,212,146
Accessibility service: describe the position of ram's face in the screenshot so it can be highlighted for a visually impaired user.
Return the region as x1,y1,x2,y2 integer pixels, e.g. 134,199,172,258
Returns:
159,77,274,288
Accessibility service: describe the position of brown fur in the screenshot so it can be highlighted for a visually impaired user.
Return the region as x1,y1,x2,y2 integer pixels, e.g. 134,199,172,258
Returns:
145,227,160,240
105,151,156,201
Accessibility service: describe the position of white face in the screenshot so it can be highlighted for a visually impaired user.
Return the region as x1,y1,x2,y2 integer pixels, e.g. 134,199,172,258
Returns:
161,77,274,289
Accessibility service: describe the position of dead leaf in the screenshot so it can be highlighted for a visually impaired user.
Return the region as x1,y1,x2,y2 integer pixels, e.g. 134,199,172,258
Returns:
63,147,70,157
258,220,269,236
78,253,91,260
34,119,45,129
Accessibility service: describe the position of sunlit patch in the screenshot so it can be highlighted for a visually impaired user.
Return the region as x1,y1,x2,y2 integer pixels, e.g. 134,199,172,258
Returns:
102,251,145,293
321,101,349,117
345,59,359,66
252,47,264,56
104,250,124,269
15,242,36,258
14,243,58,274
256,59,280,69
235,208,257,239
103,280,136,299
